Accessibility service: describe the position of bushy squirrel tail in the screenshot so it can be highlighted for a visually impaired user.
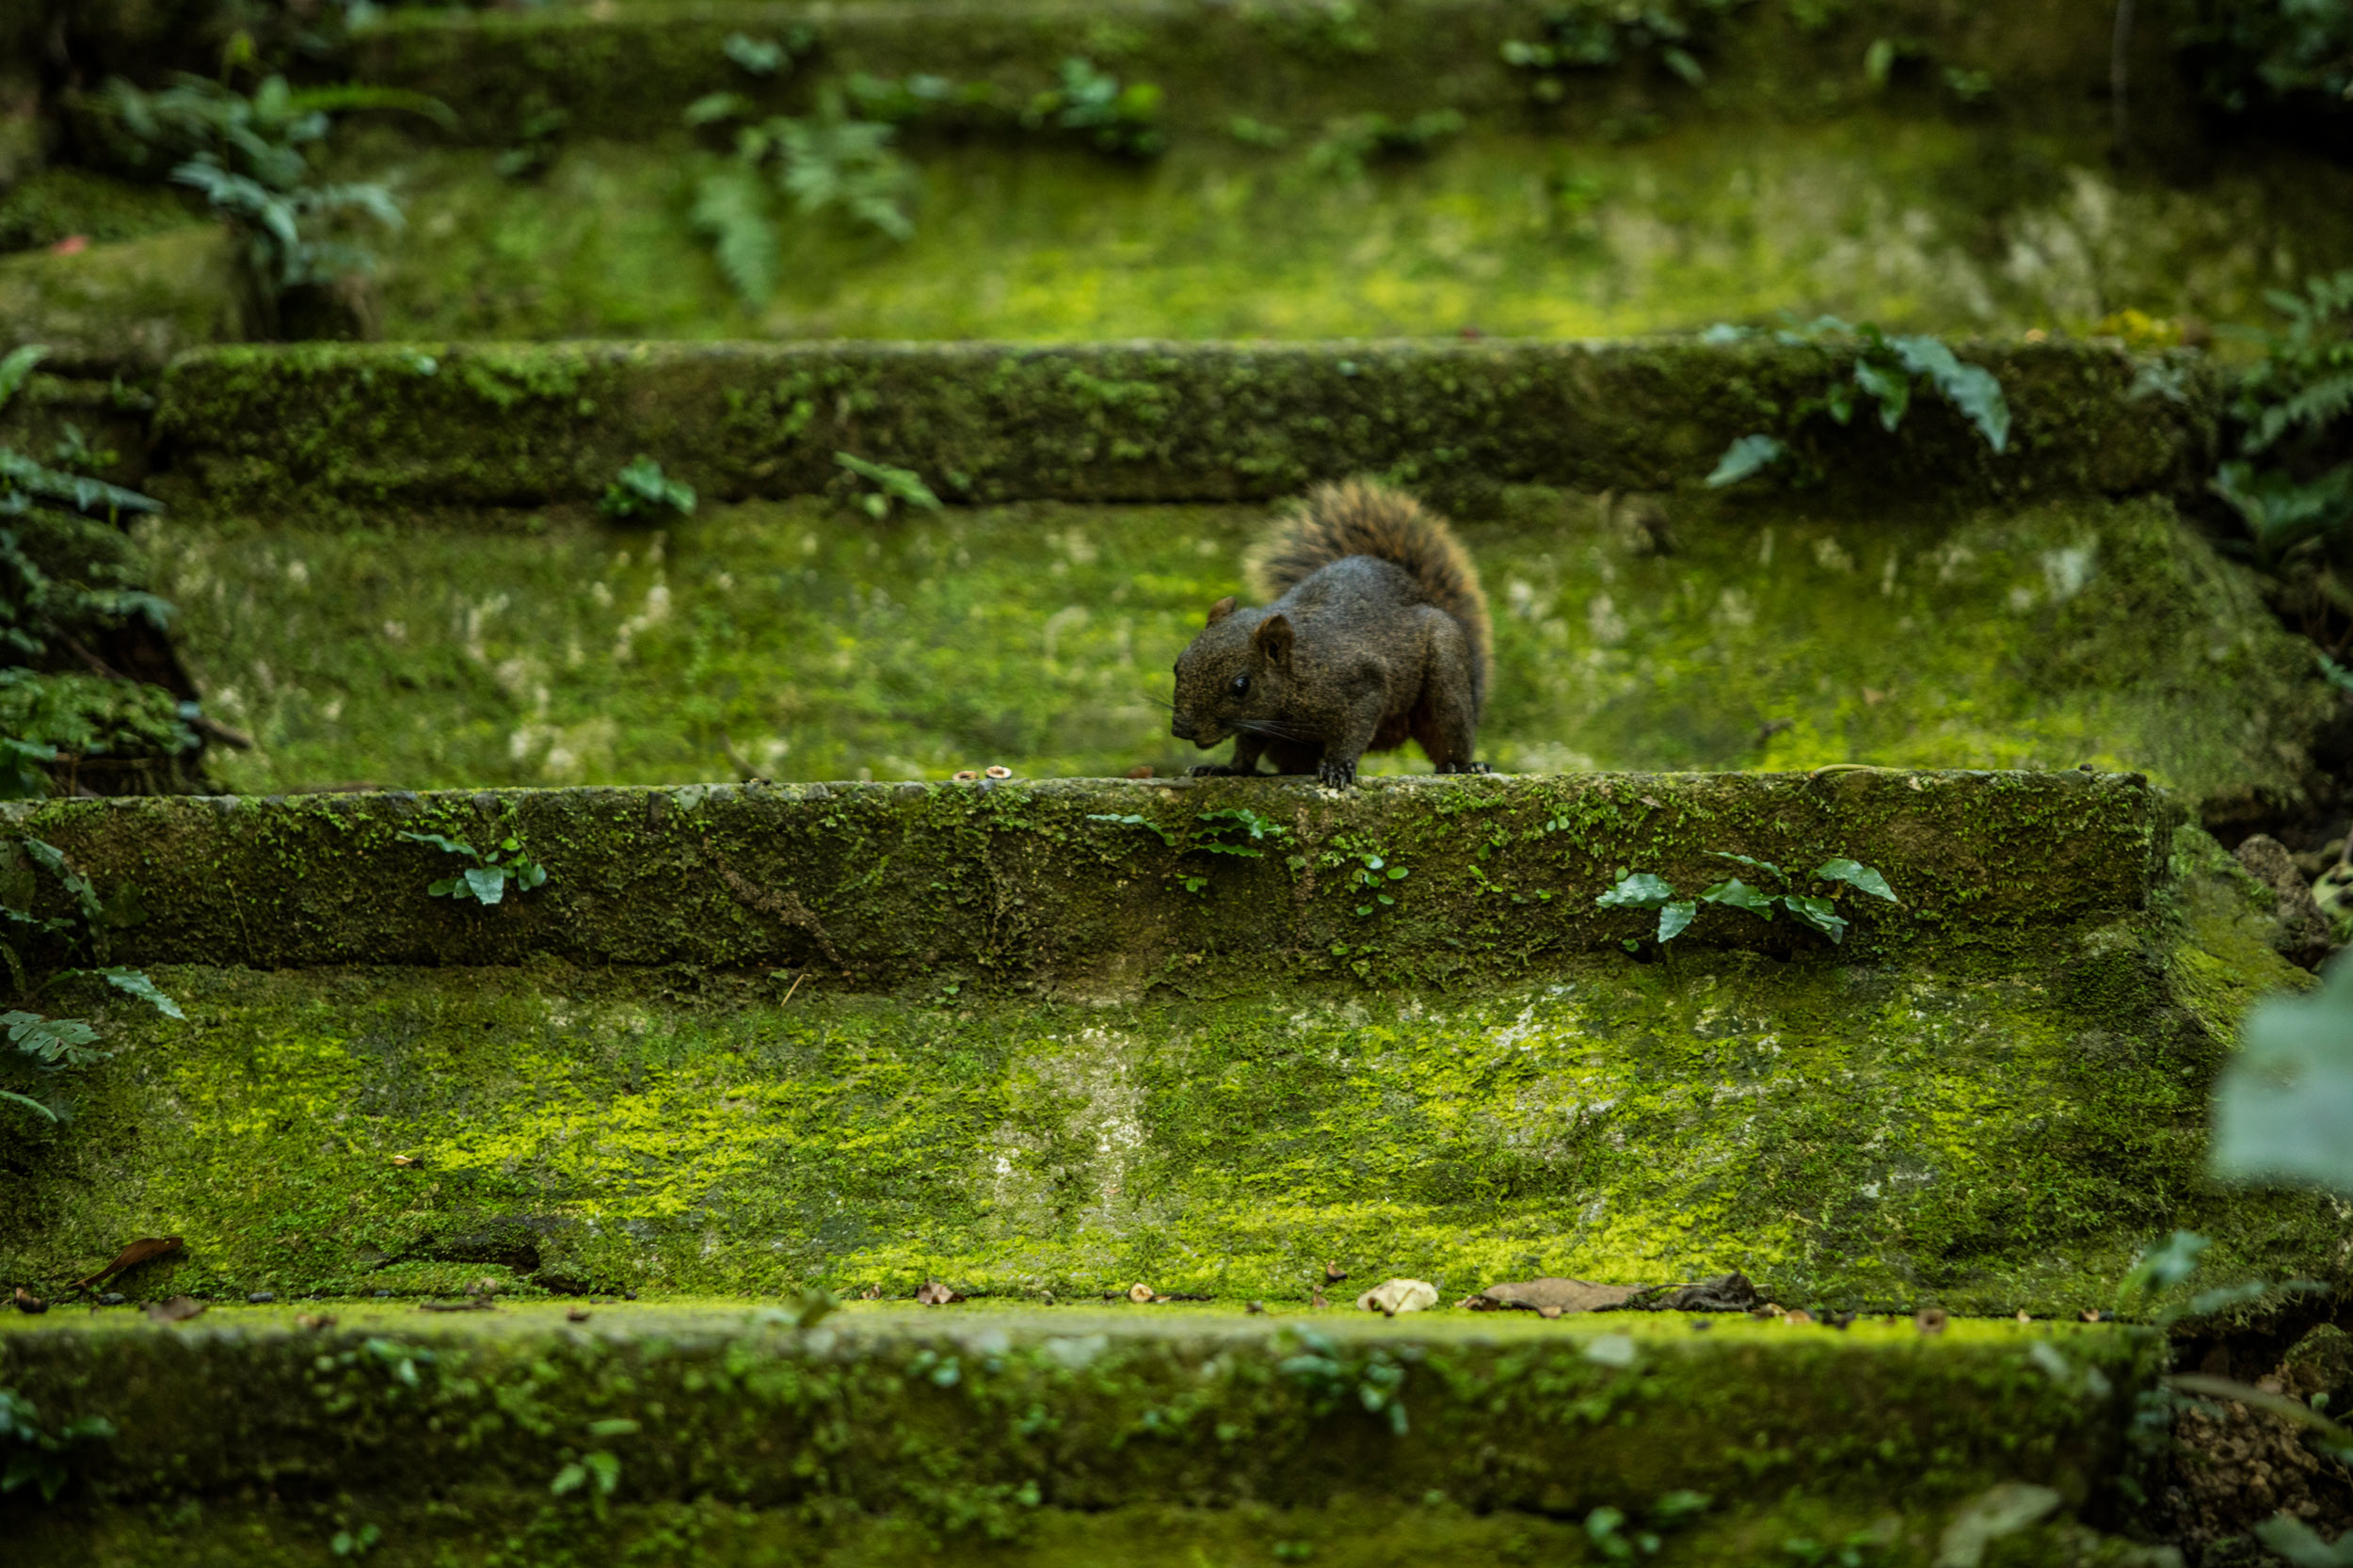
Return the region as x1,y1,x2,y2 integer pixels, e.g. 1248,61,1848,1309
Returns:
1244,479,1492,702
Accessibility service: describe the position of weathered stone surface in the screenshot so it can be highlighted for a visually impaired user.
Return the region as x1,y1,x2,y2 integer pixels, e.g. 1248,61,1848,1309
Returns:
144,489,2332,813
151,338,2220,513
0,776,2333,1313
0,1303,2169,1568
0,227,245,374
0,772,2166,975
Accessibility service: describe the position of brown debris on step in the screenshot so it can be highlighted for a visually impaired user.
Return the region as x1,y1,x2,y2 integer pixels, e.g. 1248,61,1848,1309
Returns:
1465,1277,1641,1317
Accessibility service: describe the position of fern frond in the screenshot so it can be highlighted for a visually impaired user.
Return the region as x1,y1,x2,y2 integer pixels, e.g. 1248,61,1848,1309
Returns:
691,166,779,305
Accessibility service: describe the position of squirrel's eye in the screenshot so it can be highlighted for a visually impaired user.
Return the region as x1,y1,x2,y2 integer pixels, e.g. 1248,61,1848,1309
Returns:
1230,674,1250,696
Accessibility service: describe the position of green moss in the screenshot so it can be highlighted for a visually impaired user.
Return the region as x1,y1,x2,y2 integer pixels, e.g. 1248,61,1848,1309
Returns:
0,166,207,254
350,122,2353,347
0,1303,2169,1564
137,491,2326,808
152,337,2217,518
0,227,244,374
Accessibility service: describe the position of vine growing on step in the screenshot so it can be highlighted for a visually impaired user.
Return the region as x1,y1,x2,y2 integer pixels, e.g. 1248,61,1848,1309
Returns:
1699,318,2010,489
684,34,1164,305
0,346,204,801
1596,851,1897,947
0,835,183,1124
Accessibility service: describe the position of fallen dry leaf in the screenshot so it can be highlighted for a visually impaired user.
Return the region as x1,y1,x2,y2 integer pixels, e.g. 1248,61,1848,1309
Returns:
2079,1308,2101,1322
71,1235,184,1291
1245,1300,1266,1315
2016,1310,2031,1324
1127,1283,1155,1304
858,1286,882,1300
1916,1307,1949,1336
567,1307,592,1323
1126,766,1154,779
952,770,980,782
296,1313,337,1331
1322,1260,1348,1283
147,1296,207,1323
1310,1289,1326,1309
1785,1309,1816,1325
984,766,1012,779
1469,1277,1641,1317
389,1155,416,1168
1751,1303,1786,1320
1355,1278,1439,1317
13,1287,47,1315
915,1281,964,1305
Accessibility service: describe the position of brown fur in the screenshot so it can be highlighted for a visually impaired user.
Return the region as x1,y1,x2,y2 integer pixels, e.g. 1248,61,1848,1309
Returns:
1169,479,1496,787
1245,480,1492,707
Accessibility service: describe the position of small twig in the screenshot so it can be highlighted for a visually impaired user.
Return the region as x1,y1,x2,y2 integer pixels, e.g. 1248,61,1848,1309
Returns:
780,972,805,1006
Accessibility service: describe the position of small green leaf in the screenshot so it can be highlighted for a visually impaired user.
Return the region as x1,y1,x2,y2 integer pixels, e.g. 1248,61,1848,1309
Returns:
1783,894,1849,942
1813,857,1897,903
0,344,47,414
1386,866,1408,880
399,831,477,858
1853,357,1912,431
549,1462,586,1496
1657,901,1697,942
1707,851,1785,882
586,1417,640,1437
1596,872,1676,910
462,866,507,904
97,968,184,1019
1700,879,1775,920
1705,433,1785,488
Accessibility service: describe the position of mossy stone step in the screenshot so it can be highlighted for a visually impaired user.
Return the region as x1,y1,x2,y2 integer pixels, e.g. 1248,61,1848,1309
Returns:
333,0,2137,145
150,338,2214,514
0,1303,2175,1567
0,775,2332,1311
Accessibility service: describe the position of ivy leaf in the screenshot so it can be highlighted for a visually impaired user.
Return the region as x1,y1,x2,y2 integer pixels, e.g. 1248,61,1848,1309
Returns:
1853,357,1912,431
22,840,101,921
1705,433,1786,488
515,861,548,891
1596,872,1676,910
1813,858,1898,903
1783,894,1849,942
1700,879,1775,920
426,876,458,899
1889,335,2010,453
1707,851,1785,883
96,968,184,1019
462,866,507,905
1657,901,1697,942
0,344,47,415
399,831,477,858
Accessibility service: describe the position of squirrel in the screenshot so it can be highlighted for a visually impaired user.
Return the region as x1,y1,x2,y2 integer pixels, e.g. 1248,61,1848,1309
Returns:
1170,479,1494,788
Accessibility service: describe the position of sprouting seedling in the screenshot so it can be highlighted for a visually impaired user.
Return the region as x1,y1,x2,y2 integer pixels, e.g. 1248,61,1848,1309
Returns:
400,832,550,905
834,452,942,520
1596,853,1897,946
600,456,696,521
1348,849,1408,917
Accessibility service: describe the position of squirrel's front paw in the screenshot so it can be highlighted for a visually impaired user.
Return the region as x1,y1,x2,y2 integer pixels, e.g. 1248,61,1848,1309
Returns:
1317,758,1358,789
1437,760,1495,776
1187,764,1241,777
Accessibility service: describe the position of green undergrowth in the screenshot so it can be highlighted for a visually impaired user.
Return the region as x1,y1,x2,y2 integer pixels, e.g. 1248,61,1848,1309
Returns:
140,491,2329,806
0,904,2328,1309
0,1305,2171,1566
343,118,2353,342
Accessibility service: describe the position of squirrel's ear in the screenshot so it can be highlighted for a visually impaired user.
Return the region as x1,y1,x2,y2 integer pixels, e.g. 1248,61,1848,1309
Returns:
1205,596,1237,626
1254,613,1295,666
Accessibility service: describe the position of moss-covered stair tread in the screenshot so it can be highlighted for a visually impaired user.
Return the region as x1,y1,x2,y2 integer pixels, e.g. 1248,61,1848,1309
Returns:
0,1302,2178,1567
0,773,2331,1315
